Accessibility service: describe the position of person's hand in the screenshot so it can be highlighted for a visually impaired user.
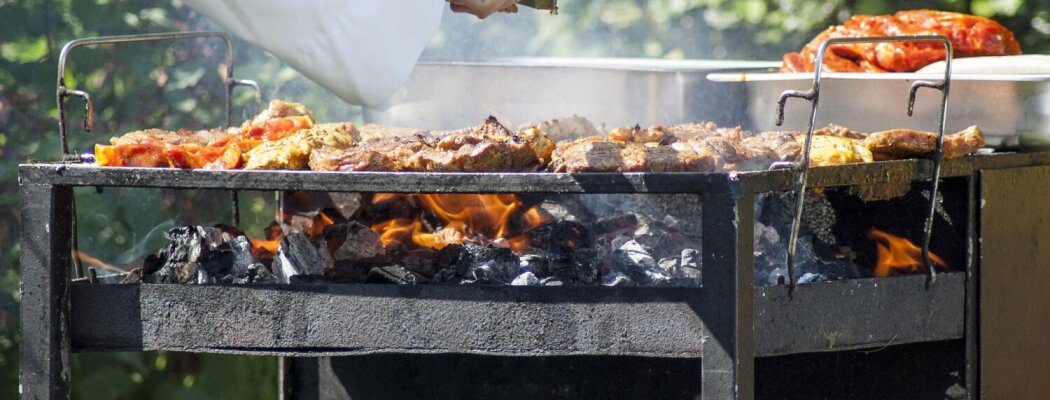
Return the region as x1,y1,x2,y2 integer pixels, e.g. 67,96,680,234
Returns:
448,0,520,19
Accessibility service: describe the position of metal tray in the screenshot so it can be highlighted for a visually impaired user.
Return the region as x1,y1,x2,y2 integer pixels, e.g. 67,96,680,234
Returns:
708,70,1050,149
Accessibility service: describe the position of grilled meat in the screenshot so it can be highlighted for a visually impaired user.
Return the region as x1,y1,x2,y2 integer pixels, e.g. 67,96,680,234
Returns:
310,116,555,172
804,135,874,166
782,10,1021,73
251,99,314,125
864,125,985,160
548,137,723,173
520,115,602,142
244,122,359,170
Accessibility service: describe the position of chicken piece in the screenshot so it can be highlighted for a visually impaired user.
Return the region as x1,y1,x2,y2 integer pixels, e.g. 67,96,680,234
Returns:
864,125,984,160
109,127,233,146
519,115,602,142
250,99,315,125
608,124,673,144
782,10,1021,73
244,122,359,170
94,143,172,168
813,124,868,140
802,135,874,167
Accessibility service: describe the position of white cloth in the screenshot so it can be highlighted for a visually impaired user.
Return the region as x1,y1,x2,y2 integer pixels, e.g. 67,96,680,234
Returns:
183,0,445,106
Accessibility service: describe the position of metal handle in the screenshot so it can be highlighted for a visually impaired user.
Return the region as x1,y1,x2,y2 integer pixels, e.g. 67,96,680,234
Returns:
56,31,259,158
774,35,953,293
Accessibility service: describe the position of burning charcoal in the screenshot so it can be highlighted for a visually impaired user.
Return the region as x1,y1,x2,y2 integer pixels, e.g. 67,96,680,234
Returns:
510,271,540,286
547,221,598,284
518,254,549,277
601,240,671,286
321,222,390,283
366,265,427,285
600,270,634,287
455,243,520,284
273,232,328,284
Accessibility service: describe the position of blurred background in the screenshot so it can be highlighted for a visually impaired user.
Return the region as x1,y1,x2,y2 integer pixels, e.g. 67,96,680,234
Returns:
1,0,1048,398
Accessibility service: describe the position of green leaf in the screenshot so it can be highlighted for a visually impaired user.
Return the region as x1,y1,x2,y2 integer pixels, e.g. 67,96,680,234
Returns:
0,36,49,63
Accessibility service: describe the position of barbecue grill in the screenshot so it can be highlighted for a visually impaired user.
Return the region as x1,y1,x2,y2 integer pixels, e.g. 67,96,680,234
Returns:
20,32,1050,399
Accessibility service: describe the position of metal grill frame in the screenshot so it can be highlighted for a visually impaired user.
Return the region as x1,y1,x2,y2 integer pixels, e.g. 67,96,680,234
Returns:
21,151,1050,399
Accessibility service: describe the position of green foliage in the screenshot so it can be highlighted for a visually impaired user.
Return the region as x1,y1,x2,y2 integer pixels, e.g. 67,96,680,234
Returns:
1,0,1048,399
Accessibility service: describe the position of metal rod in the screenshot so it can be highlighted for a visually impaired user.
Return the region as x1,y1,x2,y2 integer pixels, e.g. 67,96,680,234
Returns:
906,44,954,286
774,35,953,294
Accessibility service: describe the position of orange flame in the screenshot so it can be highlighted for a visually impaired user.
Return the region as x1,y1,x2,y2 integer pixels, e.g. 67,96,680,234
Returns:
369,194,547,253
867,228,947,277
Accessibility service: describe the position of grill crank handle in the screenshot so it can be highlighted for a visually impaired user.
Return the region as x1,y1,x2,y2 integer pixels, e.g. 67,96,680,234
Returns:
57,87,94,162
775,88,819,298
907,57,953,287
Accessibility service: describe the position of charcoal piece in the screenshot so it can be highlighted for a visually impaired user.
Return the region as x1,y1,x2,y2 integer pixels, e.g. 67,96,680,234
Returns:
231,263,277,284
455,243,520,284
600,270,634,287
797,272,828,284
592,214,639,238
141,226,207,284
547,221,597,284
518,254,549,277
537,197,594,224
430,267,462,284
273,232,327,284
366,265,427,285
510,271,540,286
677,248,702,283
654,248,702,287
324,222,385,260
632,219,703,260
197,226,231,251
603,240,671,286
400,248,443,277
540,277,564,286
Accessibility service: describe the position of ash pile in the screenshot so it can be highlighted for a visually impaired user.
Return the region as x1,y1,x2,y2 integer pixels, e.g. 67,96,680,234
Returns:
126,193,703,287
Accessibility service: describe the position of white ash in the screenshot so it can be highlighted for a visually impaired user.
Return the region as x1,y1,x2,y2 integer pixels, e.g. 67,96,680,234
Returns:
511,271,540,286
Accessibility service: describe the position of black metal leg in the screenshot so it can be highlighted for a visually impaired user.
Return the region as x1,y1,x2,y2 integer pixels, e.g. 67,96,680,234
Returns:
700,188,755,400
20,183,73,400
280,357,320,400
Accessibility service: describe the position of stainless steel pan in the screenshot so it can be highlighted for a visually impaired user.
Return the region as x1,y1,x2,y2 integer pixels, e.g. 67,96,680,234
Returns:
364,58,776,131
708,70,1050,149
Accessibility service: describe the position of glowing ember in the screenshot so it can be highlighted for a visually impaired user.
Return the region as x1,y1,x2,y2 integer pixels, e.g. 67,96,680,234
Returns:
867,228,947,277
73,250,125,273
369,194,547,253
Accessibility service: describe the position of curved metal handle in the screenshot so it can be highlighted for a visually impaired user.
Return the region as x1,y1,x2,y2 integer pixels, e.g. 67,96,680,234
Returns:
773,35,953,294
56,31,238,158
